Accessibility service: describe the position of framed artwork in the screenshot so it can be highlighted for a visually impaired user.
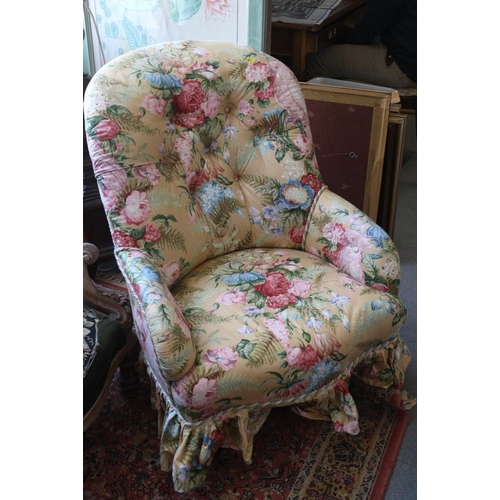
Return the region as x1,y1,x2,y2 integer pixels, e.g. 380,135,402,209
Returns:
300,82,392,223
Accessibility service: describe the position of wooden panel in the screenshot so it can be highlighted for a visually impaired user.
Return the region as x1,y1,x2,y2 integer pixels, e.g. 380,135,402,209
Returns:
300,83,391,222
377,113,407,238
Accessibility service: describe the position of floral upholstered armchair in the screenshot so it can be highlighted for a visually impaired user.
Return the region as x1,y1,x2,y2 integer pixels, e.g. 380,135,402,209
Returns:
84,40,413,492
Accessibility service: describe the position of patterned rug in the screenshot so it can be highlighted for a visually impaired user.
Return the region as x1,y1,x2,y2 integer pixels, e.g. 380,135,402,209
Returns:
83,273,410,500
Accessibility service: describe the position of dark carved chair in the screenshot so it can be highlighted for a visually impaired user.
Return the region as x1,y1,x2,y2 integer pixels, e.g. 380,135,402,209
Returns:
83,242,138,431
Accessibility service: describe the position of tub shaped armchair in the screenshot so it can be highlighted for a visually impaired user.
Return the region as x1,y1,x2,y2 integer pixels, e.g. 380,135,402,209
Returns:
84,40,412,492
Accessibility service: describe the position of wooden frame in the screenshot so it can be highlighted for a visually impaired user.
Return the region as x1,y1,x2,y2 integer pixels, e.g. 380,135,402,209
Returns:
377,113,407,238
83,242,139,432
300,82,392,221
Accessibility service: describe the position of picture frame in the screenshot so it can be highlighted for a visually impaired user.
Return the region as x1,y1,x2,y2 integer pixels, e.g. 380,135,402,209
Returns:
377,113,407,238
300,82,393,223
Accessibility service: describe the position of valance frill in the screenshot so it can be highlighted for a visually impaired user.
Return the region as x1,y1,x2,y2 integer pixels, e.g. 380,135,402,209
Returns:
146,335,415,492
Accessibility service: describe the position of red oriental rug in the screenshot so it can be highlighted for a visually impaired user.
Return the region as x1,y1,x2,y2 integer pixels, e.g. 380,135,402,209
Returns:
83,274,410,500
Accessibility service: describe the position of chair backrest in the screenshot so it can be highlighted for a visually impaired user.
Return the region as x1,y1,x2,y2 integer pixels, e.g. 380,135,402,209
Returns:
84,40,324,287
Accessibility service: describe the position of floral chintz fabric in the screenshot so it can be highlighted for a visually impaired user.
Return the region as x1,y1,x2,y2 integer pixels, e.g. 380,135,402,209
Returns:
84,40,413,492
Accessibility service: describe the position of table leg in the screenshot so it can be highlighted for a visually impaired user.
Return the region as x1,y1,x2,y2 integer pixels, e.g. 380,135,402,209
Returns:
292,30,307,81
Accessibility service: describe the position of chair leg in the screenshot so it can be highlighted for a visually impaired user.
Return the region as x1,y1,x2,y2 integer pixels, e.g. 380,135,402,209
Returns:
116,341,140,390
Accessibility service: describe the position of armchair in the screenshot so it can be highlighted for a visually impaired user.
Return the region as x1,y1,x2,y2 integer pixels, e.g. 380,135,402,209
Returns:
84,40,413,492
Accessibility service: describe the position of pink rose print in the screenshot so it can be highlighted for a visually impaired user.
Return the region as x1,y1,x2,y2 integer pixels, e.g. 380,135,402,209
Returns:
343,421,360,435
266,293,297,309
191,62,220,80
322,222,346,243
300,173,322,194
264,317,290,347
185,169,204,192
203,348,239,371
200,90,222,117
172,109,206,129
216,290,248,305
254,272,291,297
174,80,207,114
104,168,128,193
314,332,341,359
95,119,120,140
334,420,360,435
321,222,367,283
162,261,181,287
267,59,309,125
101,189,118,211
333,378,350,395
135,163,161,185
245,61,270,83
288,224,305,244
172,382,191,408
120,190,151,225
285,344,320,371
175,132,194,172
143,224,162,242
333,245,364,284
289,278,312,298
131,282,142,301
238,100,255,115
371,283,389,292
191,378,218,409
308,245,321,257
255,76,275,100
193,47,210,57
112,230,139,248
142,94,168,116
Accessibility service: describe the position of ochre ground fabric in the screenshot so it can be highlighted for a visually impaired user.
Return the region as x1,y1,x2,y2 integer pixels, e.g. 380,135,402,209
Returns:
84,40,414,492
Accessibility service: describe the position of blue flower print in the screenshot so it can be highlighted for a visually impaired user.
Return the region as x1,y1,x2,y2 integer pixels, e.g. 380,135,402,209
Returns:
222,272,265,285
222,124,239,139
198,181,240,216
306,317,323,329
367,225,390,247
267,225,284,235
330,292,350,307
279,180,314,210
245,306,265,315
306,358,341,392
262,202,283,222
238,325,254,334
143,72,182,90
142,266,162,282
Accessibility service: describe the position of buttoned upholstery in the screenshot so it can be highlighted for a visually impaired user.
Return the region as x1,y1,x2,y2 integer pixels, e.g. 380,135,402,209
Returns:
84,40,413,492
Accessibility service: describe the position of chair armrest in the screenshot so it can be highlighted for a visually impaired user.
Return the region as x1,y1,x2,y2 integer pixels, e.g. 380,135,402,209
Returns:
115,248,196,381
304,188,402,296
83,242,131,330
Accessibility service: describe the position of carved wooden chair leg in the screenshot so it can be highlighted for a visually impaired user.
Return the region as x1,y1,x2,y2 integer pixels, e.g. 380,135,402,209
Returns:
116,341,140,390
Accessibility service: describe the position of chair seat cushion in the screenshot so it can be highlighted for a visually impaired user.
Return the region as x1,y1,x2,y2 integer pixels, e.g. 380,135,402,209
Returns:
169,248,406,421
83,304,127,416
